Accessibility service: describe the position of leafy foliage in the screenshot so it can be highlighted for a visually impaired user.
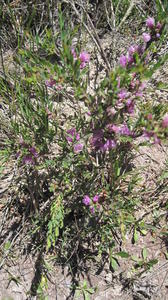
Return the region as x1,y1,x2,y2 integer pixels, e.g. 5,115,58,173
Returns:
0,1,168,298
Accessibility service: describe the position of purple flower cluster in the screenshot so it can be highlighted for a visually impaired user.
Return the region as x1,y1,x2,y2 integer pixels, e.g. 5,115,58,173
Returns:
162,114,168,128
143,129,161,145
142,33,151,43
146,17,155,29
119,44,145,68
90,129,104,150
106,124,133,136
83,195,91,206
45,78,56,88
143,17,162,43
116,79,145,114
126,99,134,114
66,128,83,153
79,51,90,69
119,55,127,68
66,128,80,142
119,17,162,69
16,140,38,165
94,19,164,155
142,112,168,144
45,78,62,91
102,139,116,151
74,143,83,153
83,194,100,213
71,48,90,69
118,89,128,100
91,129,116,152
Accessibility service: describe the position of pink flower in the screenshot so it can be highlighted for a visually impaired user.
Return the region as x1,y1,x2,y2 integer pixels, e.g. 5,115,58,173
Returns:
91,129,104,149
101,139,116,152
130,80,136,90
137,44,145,55
83,195,91,206
136,82,147,96
17,142,38,165
143,130,161,144
118,89,127,99
90,206,95,214
109,124,120,134
74,143,83,153
79,51,90,69
140,82,146,90
16,151,21,158
45,78,56,87
71,48,77,59
56,85,62,91
93,195,99,203
146,17,155,29
119,125,132,136
107,124,132,136
22,155,35,165
29,147,38,157
128,45,138,61
143,129,154,139
127,54,134,64
128,45,135,55
136,91,143,97
156,22,162,30
126,99,134,114
106,123,114,132
147,113,153,120
80,51,90,62
66,128,80,143
162,114,168,128
156,33,160,38
153,134,161,145
142,33,151,43
119,55,127,68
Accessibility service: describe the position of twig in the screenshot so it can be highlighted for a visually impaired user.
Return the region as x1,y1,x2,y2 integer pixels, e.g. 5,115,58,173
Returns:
118,0,136,30
0,223,23,270
158,0,165,12
110,0,116,28
116,0,122,15
0,39,11,103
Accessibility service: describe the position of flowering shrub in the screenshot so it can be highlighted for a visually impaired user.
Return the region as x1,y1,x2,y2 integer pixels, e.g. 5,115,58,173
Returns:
0,8,168,279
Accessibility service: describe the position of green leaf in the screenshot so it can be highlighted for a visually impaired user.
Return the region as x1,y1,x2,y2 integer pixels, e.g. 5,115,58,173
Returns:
87,288,95,294
115,251,130,258
131,255,140,262
140,229,148,236
4,241,11,251
160,171,168,180
110,257,118,271
147,259,158,268
142,248,147,260
156,81,168,90
83,291,90,300
133,228,138,243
